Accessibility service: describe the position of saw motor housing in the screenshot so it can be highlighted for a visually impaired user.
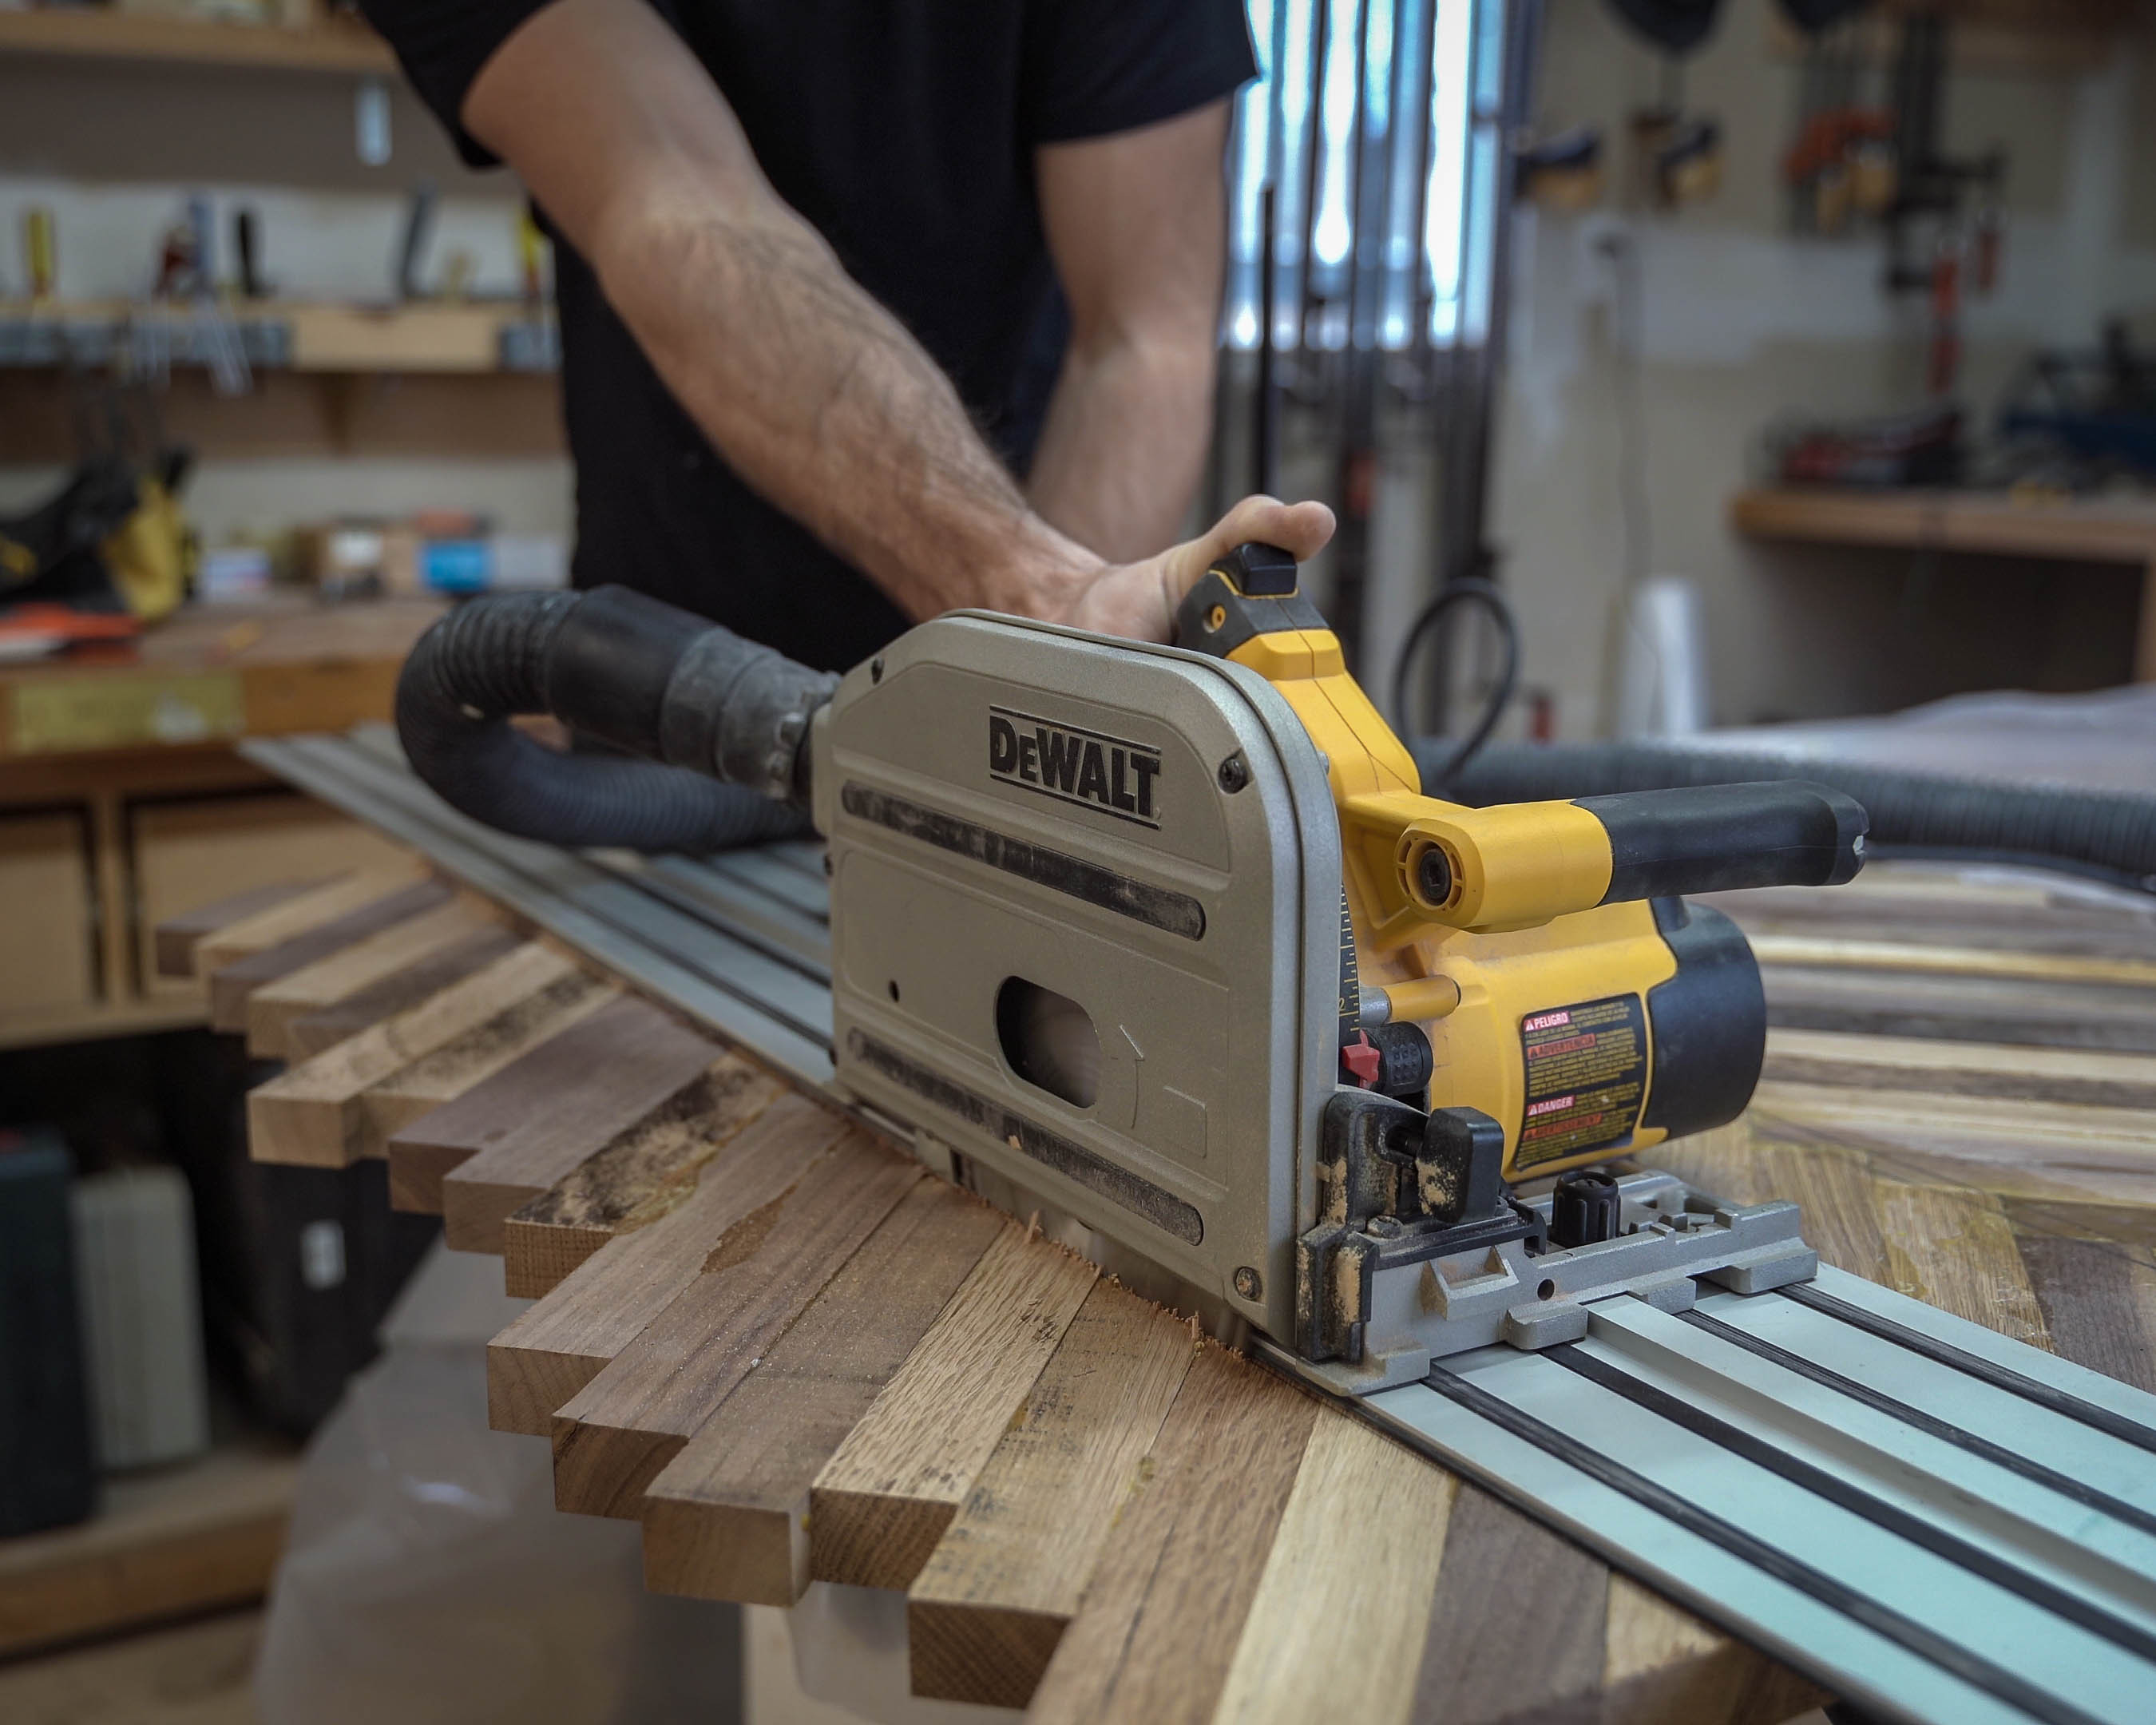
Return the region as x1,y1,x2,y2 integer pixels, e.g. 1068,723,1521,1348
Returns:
814,549,1863,1393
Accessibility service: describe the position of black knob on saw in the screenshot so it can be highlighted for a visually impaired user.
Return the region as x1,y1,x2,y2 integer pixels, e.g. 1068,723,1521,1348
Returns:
1214,541,1299,597
1173,543,1325,659
1548,1168,1623,1248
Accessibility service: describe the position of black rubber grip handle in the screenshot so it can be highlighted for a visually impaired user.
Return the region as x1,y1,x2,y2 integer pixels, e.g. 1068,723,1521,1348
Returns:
1576,780,1868,902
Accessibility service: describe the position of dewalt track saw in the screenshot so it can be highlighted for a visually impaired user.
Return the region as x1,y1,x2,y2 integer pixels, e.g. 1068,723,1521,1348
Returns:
396,545,1865,1395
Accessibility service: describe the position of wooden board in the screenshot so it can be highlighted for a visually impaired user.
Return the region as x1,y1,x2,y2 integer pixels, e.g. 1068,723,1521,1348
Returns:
240,895,503,1057
549,1132,924,1520
809,1227,1099,1592
439,1007,740,1255
382,995,717,1223
0,1607,258,1725
0,8,394,73
501,1053,787,1299
134,795,416,1000
1761,962,2156,1053
204,877,454,1033
1762,1025,2156,1110
0,811,97,1020
246,942,581,1168
193,864,429,984
484,1093,855,1438
906,1277,1196,1707
360,970,621,1147
151,878,327,980
640,1181,1007,1607
283,924,525,1059
1024,1345,1320,1725
0,1442,294,1659
205,849,2156,1721
1218,1411,1456,1725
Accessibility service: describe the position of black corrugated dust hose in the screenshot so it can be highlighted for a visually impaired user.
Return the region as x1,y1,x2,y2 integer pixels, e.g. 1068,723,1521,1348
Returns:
394,585,838,854
1391,569,2155,890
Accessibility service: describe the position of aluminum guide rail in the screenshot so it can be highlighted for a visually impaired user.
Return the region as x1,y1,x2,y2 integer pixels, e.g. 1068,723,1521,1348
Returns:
248,730,835,1088
1348,1269,2156,1725
247,728,2156,1725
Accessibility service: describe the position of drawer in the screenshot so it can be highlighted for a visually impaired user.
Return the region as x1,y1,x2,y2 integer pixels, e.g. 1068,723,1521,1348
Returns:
0,810,97,1021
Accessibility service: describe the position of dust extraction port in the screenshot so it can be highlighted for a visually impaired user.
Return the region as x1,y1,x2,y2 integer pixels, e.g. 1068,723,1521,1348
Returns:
996,977,1101,1110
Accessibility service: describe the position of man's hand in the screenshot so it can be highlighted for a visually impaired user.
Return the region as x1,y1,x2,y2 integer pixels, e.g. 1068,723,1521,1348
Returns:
1062,494,1337,641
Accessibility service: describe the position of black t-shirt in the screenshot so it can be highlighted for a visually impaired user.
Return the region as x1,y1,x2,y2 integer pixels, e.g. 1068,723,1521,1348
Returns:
362,0,1254,672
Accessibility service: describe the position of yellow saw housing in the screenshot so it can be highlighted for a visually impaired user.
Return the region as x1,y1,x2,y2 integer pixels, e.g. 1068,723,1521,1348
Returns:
1227,616,1678,1181
1177,542,1864,1189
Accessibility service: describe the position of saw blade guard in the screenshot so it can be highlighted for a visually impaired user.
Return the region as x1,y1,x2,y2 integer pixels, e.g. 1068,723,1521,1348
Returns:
810,609,1344,1352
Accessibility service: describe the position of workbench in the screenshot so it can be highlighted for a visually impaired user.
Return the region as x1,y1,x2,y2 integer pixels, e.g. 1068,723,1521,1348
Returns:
1730,486,2156,680
0,596,438,1048
157,835,2156,1724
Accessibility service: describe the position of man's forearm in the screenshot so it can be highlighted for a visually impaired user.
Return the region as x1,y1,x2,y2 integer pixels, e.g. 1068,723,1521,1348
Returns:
464,0,1100,624
1027,334,1216,562
596,184,1103,621
455,0,1328,645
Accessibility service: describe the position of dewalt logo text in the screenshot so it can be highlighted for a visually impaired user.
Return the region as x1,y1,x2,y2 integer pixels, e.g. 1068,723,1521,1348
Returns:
988,707,1161,827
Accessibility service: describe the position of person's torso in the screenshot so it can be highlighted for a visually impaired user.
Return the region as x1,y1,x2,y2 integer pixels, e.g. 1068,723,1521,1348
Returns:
556,0,1067,670
668,0,1062,453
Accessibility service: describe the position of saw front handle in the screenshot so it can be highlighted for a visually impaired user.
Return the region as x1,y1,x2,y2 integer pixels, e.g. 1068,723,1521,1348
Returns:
1345,778,1866,945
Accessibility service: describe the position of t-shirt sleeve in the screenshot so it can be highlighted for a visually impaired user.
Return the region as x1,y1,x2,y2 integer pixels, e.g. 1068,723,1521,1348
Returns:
359,0,558,167
1022,0,1257,145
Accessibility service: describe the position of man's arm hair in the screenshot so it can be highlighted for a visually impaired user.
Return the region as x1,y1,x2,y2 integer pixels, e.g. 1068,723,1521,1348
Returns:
464,0,1104,621
1028,101,1230,563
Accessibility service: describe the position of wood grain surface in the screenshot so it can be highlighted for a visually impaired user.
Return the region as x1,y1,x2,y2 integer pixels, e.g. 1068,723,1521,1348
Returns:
485,1093,854,1437
435,1001,727,1250
809,1227,1099,1592
241,896,501,1057
205,877,453,1031
906,1276,1195,1707
382,993,718,1215
501,1053,787,1298
152,877,327,979
1763,1025,2156,1109
175,847,2156,1723
193,862,426,978
282,924,524,1059
550,1132,923,1520
1215,1410,1456,1725
246,942,578,1167
360,970,618,1149
640,1182,1007,1607
1026,1345,1321,1725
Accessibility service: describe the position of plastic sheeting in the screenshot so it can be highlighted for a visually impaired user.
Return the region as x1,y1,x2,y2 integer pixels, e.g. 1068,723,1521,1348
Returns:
252,1243,741,1725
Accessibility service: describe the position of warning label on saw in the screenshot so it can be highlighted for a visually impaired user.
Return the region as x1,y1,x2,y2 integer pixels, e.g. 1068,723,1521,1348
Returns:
1515,993,1647,1169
